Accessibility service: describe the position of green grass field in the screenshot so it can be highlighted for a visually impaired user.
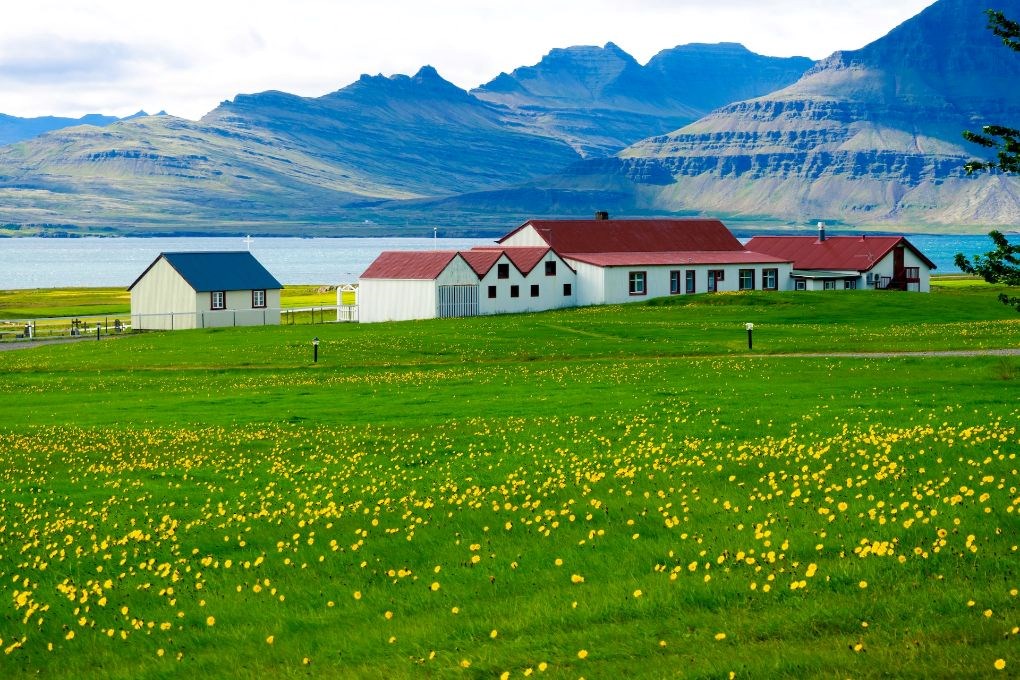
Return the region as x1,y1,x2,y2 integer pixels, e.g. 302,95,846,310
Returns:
0,284,1017,678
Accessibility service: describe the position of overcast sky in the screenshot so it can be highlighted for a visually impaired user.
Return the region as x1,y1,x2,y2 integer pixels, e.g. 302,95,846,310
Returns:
0,0,937,120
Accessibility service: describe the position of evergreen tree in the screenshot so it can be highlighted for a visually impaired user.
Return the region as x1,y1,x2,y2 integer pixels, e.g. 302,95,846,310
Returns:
963,10,1020,173
954,231,1020,311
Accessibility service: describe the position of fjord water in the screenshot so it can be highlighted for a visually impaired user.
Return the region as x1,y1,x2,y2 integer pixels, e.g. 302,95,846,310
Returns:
0,233,1012,289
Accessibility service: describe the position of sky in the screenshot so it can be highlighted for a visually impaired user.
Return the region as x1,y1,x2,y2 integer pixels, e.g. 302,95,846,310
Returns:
0,0,938,121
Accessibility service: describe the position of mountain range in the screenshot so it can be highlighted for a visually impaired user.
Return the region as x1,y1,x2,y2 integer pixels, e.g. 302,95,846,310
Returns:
0,0,1017,236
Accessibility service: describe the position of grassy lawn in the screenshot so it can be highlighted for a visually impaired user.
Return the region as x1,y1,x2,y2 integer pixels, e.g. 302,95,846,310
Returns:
0,285,1016,678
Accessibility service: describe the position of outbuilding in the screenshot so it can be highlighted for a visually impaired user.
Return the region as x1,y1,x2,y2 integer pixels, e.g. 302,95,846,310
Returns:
746,225,936,292
129,251,283,330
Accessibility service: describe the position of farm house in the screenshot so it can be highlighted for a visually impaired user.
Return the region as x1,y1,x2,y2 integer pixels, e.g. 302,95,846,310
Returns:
129,251,283,330
358,247,576,323
499,217,793,304
746,224,937,292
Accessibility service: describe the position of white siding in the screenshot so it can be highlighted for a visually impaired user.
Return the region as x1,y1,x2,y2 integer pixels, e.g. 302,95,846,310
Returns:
358,279,436,323
499,225,548,247
570,261,607,306
478,252,576,315
130,258,198,330
867,248,932,292
196,289,282,328
568,261,794,304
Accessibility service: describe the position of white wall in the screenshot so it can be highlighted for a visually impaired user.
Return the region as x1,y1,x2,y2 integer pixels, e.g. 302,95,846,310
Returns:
868,247,931,292
359,279,436,323
499,224,547,247
478,251,576,315
568,261,794,304
196,289,281,328
130,257,198,330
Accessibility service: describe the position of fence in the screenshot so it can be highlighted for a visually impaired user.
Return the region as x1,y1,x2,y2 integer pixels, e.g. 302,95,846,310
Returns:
0,314,131,342
1,304,357,344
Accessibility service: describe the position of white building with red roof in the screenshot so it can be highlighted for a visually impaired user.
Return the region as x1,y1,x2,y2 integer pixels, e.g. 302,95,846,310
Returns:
357,217,934,323
500,217,792,305
358,246,575,323
746,224,936,292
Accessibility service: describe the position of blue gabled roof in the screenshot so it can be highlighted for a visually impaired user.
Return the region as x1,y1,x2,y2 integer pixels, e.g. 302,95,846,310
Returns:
129,251,283,292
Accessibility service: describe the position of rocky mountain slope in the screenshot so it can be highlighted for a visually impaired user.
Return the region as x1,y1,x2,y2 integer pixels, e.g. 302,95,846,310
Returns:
472,42,811,156
558,0,1020,226
0,42,811,235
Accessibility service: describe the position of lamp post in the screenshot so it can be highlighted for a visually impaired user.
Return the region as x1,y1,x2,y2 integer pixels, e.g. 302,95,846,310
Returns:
745,322,754,350
313,337,319,363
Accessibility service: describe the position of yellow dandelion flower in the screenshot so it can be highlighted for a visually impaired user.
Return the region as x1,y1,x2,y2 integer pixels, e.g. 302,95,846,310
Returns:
460,659,472,668
538,661,548,671
714,632,726,641
266,635,274,645
384,611,393,620
570,574,585,584
501,673,510,680
451,606,460,614
353,591,362,600
65,630,75,641
577,649,588,659
206,616,215,626
157,648,165,657
858,580,868,589
430,582,440,592
554,558,563,567
490,629,498,639
633,589,643,598
994,659,1006,670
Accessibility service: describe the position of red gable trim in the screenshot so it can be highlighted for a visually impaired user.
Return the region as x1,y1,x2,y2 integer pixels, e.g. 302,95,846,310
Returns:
745,236,936,272
500,219,744,253
360,251,460,279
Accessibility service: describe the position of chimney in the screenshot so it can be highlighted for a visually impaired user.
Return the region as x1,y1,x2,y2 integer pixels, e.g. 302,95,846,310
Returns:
817,221,826,242
595,211,609,221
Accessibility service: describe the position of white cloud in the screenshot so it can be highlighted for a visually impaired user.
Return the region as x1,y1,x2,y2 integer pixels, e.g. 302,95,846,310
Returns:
0,0,938,119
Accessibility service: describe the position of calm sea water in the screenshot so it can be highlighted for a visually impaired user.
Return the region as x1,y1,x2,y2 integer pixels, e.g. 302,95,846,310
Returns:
0,233,1013,289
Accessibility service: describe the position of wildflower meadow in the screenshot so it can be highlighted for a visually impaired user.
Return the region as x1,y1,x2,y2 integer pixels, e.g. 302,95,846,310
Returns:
0,285,1016,678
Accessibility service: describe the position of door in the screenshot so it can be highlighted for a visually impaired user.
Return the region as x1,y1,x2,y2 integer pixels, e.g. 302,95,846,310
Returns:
707,270,718,293
437,285,479,318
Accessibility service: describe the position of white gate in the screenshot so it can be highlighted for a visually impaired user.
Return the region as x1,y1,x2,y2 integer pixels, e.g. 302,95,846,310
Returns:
437,285,479,318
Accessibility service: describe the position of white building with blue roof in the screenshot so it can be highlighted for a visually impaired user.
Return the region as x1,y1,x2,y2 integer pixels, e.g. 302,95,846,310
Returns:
129,251,283,330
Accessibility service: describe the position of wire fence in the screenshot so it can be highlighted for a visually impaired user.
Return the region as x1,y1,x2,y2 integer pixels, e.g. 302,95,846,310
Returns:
0,305,359,344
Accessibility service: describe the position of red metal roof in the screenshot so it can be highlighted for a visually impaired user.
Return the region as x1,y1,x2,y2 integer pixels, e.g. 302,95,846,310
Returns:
500,219,744,253
459,250,501,277
744,236,936,272
470,247,552,275
564,251,790,267
360,251,459,279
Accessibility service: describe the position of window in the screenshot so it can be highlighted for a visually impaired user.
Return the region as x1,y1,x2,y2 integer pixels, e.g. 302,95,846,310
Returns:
487,285,497,299
252,289,266,308
510,285,519,298
795,279,806,291
545,261,556,276
530,284,540,297
669,270,681,295
628,271,647,296
685,270,696,294
707,270,724,293
497,263,510,279
904,267,920,280
563,283,572,296
844,279,857,290
211,291,226,310
823,280,837,290
762,268,778,291
739,269,755,291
